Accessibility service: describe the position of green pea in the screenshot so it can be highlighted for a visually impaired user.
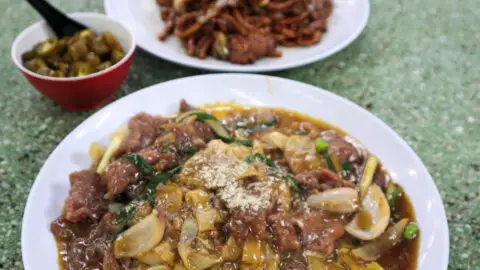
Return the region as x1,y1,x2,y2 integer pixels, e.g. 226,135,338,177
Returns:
404,223,419,240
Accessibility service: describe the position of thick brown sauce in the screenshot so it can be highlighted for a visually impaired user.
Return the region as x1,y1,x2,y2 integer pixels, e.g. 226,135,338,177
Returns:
54,104,419,269
207,104,419,269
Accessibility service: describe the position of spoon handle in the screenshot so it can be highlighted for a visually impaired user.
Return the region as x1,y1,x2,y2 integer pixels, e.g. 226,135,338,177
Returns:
26,0,86,37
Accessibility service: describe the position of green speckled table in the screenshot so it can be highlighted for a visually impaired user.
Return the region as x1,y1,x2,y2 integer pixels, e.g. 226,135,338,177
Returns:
0,0,478,269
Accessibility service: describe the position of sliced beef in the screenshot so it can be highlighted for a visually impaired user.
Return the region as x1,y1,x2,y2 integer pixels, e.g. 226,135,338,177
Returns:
151,132,180,172
267,210,345,256
248,32,276,58
102,159,139,199
321,130,364,163
179,99,195,113
373,165,390,189
294,211,345,255
124,180,147,201
51,217,96,242
118,113,167,155
280,250,308,270
229,33,276,64
171,122,216,155
227,209,269,244
51,216,119,270
264,148,291,173
104,120,213,198
178,100,216,143
296,169,355,191
138,145,163,164
97,212,120,235
193,121,216,142
102,250,121,270
267,213,301,252
103,143,177,199
153,151,178,172
173,125,206,154
64,170,106,222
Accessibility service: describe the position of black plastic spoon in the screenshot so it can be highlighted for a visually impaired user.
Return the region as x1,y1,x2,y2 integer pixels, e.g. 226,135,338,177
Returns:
26,0,87,38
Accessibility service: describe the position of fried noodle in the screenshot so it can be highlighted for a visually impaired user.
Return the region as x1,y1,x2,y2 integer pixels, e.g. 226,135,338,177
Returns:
156,0,333,64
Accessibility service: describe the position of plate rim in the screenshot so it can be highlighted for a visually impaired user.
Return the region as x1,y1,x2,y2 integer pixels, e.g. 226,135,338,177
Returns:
21,73,449,269
103,0,371,72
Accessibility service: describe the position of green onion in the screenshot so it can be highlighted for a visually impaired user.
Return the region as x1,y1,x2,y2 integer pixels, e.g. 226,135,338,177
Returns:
176,111,253,147
352,238,361,247
176,111,217,123
315,137,337,173
235,118,278,133
386,182,402,211
114,166,180,239
285,174,301,195
315,137,329,153
182,143,197,155
114,200,140,240
146,166,181,206
221,136,254,147
245,153,276,167
341,161,354,178
245,153,300,196
403,223,419,240
122,153,154,176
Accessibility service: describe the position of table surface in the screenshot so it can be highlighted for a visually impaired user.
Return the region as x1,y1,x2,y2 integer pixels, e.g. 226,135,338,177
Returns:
0,0,478,269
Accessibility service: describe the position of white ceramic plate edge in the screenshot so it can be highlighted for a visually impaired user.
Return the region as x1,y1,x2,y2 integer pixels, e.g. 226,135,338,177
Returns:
103,0,370,72
21,74,448,269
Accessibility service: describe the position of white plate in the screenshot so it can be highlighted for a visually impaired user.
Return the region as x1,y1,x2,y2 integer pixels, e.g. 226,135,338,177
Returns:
21,74,449,269
104,0,370,72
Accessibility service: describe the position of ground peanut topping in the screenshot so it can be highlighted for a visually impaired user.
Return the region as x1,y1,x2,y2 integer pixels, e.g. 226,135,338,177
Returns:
181,140,278,211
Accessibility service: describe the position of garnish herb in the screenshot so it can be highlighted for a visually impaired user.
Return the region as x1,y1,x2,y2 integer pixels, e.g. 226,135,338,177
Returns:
221,136,254,147
122,153,154,176
315,137,337,173
115,201,138,238
176,111,218,122
386,182,402,211
182,143,197,155
114,166,180,240
146,166,181,206
233,118,278,133
352,238,361,247
341,161,354,178
245,153,301,195
176,111,253,147
245,153,276,167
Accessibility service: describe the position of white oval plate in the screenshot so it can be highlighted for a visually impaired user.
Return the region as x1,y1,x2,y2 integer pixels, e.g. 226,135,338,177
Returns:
21,74,448,269
104,0,370,72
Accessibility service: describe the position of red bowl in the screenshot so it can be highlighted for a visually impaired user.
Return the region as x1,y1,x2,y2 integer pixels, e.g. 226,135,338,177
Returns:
11,13,136,111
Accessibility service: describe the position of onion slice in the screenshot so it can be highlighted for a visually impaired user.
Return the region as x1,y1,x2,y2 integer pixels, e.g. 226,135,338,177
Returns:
352,218,409,261
345,184,390,240
114,210,166,258
307,187,359,213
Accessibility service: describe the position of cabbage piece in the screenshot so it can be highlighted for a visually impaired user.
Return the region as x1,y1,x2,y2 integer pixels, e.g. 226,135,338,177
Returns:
260,131,288,150
114,210,166,258
241,239,264,266
284,135,327,174
222,237,242,261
